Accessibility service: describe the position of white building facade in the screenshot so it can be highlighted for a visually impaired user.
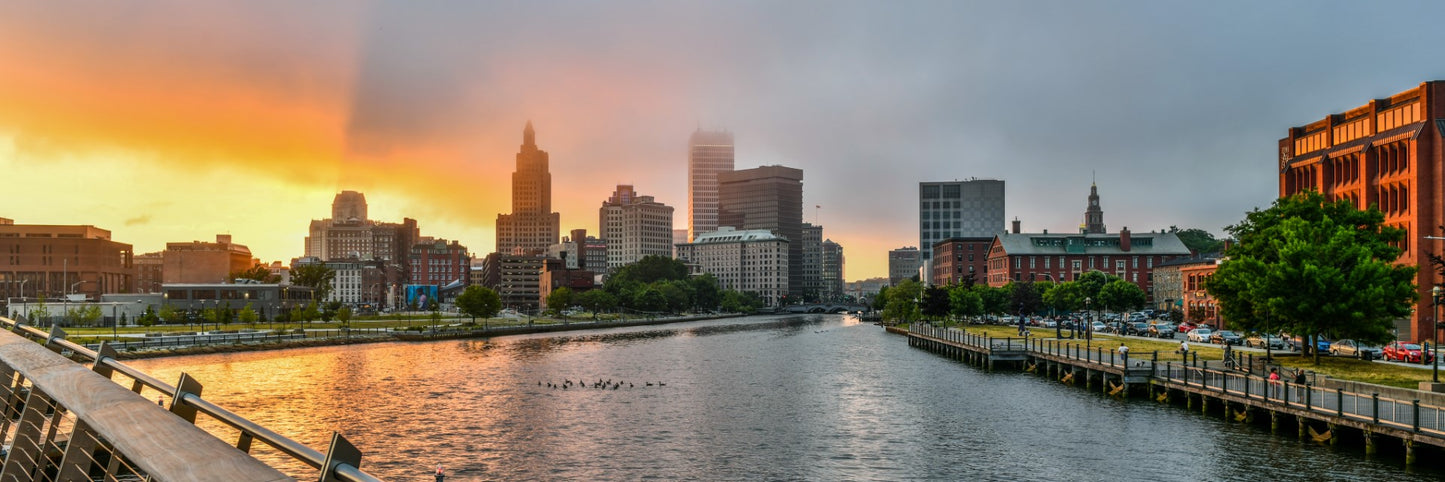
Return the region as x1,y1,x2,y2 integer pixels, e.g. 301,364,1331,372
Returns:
675,227,789,306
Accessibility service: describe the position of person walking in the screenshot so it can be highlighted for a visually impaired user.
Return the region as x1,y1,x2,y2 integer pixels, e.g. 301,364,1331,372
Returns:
1118,342,1129,366
1179,340,1190,363
1294,368,1307,399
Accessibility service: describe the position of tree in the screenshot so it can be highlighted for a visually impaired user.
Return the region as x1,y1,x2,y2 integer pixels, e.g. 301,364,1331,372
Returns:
337,306,353,330
948,284,984,322
610,255,689,284
67,305,103,327
1097,280,1146,313
290,263,336,301
158,304,181,325
546,287,574,314
301,302,320,324
1043,281,1087,315
238,303,259,327
1074,271,1118,301
873,286,890,311
576,289,618,319
633,287,668,313
1206,191,1417,364
656,281,691,314
977,284,1011,316
456,285,502,322
321,301,341,322
1009,281,1042,316
229,263,280,284
690,274,722,312
920,285,951,320
1169,226,1227,254
882,279,922,323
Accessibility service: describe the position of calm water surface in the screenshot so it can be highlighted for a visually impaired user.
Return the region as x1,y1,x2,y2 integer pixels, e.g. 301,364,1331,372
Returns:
128,315,1438,480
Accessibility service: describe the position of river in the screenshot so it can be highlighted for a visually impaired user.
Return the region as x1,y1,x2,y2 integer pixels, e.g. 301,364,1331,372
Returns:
127,314,1436,480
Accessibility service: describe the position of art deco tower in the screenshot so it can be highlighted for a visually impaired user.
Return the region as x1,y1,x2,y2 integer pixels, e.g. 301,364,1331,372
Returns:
496,121,560,253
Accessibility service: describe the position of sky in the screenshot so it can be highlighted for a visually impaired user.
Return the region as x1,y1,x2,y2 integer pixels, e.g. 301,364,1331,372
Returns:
4,1,1445,281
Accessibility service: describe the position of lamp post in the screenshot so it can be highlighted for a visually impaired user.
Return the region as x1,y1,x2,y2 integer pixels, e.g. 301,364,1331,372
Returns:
1433,286,1442,383
1085,296,1093,350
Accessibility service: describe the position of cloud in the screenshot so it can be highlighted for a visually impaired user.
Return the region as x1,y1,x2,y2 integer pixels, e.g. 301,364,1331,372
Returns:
123,215,152,227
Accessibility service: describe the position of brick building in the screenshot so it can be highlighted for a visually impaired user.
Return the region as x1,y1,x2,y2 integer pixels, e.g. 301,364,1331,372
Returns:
930,237,993,286
163,234,254,284
0,223,133,301
986,226,1191,303
133,252,164,294
1177,260,1222,329
1278,80,1445,342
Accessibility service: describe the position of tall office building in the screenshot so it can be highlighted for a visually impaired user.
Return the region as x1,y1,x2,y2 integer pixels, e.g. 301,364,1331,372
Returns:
496,121,561,253
688,129,735,241
303,191,419,288
918,179,1005,262
821,239,844,301
888,247,922,286
799,223,824,300
1278,80,1445,343
718,165,804,297
599,185,674,273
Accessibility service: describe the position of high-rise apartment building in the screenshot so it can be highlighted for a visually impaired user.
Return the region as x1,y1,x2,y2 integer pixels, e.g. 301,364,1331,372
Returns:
600,185,674,273
799,223,824,300
0,223,133,300
888,247,922,286
496,121,561,253
918,179,1005,262
1278,80,1445,343
688,129,735,241
718,165,804,296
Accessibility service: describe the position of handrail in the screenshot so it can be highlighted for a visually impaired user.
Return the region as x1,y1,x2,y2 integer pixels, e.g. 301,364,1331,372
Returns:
0,317,385,482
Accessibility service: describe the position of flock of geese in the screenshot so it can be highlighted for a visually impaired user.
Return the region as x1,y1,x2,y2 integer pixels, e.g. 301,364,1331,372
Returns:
539,378,666,390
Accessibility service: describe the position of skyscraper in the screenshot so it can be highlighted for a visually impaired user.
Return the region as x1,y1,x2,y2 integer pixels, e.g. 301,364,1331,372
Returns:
718,165,804,296
688,129,735,241
599,184,674,273
496,121,561,253
918,179,1005,262
1083,182,1105,234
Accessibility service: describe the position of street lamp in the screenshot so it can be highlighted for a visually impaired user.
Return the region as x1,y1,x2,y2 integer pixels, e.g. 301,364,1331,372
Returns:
1433,286,1442,383
1084,296,1093,350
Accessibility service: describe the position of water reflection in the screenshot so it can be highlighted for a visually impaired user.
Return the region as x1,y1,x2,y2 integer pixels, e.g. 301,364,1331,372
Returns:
126,315,1435,481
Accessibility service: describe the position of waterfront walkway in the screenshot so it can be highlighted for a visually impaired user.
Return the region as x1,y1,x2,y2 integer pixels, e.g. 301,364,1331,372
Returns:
904,324,1445,464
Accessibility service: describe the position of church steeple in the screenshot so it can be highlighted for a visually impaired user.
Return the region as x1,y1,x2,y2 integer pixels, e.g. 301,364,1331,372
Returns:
522,120,536,149
1083,180,1105,234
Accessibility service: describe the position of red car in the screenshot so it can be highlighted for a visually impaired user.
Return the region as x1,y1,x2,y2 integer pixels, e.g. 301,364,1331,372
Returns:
1383,342,1435,363
1177,322,1197,333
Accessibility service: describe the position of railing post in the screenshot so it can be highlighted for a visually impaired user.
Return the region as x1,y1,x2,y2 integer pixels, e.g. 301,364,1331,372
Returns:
1337,389,1344,417
1413,399,1421,432
1372,393,1380,424
1244,374,1251,399
319,432,364,482
170,373,204,424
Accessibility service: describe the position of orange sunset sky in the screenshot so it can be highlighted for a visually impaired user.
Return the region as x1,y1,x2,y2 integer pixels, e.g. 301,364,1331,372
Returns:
9,2,1437,282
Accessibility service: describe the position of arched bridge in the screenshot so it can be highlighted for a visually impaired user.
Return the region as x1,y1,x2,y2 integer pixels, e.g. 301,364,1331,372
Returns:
782,303,871,314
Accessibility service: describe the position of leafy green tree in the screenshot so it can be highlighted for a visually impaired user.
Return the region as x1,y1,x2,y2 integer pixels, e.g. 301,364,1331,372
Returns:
1097,280,1146,313
633,287,668,313
656,281,690,313
576,289,618,319
238,303,258,327
948,284,984,322
229,263,280,284
1043,281,1087,315
883,279,922,323
1206,191,1416,364
456,285,503,322
301,301,320,324
337,306,353,329
545,287,574,314
720,290,761,314
320,300,342,322
1009,281,1042,316
1074,271,1118,301
977,284,1011,316
920,285,951,320
610,255,689,284
290,263,336,301
1169,226,1227,255
67,305,103,327
158,304,181,325
873,286,890,311
690,274,722,312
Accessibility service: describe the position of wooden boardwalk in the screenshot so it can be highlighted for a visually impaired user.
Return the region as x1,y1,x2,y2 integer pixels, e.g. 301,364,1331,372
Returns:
905,324,1445,464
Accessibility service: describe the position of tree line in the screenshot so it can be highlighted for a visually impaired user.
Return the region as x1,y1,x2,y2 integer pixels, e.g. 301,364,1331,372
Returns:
876,271,1148,324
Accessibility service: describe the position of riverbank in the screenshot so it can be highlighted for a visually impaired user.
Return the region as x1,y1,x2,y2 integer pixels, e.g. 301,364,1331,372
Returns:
107,313,747,360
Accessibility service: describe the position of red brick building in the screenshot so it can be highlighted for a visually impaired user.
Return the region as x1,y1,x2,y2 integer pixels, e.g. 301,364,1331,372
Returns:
1278,80,1445,342
930,237,992,286
1178,261,1221,329
985,227,1191,303
0,223,133,301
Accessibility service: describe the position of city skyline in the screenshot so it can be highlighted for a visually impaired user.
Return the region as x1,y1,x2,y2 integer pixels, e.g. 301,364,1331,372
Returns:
6,2,1445,280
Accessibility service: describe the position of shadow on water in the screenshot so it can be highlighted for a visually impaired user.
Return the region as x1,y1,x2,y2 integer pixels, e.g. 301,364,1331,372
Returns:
466,314,837,358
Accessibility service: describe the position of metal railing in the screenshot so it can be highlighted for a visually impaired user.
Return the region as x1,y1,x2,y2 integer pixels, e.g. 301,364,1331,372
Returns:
0,316,384,481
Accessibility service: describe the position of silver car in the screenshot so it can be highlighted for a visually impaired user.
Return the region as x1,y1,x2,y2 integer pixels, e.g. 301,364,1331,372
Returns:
1329,339,1382,360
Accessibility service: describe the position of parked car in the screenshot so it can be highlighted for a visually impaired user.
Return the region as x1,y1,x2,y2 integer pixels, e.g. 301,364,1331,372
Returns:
1383,341,1434,363
1126,322,1150,336
1148,323,1177,339
1330,339,1382,360
1090,321,1108,334
1210,330,1243,345
1245,334,1285,350
1177,322,1197,333
1188,328,1214,343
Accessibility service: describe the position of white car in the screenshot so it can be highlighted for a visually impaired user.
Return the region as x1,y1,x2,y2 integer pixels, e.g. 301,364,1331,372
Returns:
1188,328,1214,343
1090,321,1107,333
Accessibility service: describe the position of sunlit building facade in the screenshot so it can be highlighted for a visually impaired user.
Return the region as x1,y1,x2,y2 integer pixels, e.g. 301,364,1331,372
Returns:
497,121,561,253
688,129,735,241
1278,80,1445,343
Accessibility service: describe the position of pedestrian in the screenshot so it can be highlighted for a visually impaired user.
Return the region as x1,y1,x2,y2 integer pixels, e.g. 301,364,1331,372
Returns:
1179,340,1190,362
1118,343,1129,366
1268,367,1281,400
1294,367,1307,398
1223,343,1233,369
435,464,445,482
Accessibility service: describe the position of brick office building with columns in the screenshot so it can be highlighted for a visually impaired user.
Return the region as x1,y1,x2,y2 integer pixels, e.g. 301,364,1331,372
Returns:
1278,80,1445,343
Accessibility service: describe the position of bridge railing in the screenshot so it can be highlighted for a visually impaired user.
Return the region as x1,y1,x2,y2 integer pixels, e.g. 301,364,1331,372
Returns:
0,316,384,481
